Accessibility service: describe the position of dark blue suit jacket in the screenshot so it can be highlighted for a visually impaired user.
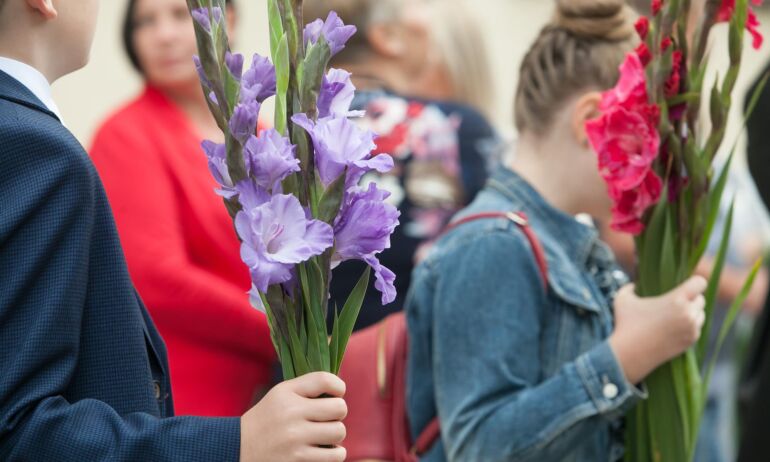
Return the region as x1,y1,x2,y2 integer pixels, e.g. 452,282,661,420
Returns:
0,71,240,460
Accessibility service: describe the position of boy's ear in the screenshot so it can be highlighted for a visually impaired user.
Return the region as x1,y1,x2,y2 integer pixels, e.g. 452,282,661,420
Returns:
26,0,57,20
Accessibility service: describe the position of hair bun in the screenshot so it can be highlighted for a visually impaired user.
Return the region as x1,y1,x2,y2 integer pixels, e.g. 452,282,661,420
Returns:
554,0,635,42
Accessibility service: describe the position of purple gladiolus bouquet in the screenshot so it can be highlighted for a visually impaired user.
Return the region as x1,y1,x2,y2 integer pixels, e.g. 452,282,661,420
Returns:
186,0,400,379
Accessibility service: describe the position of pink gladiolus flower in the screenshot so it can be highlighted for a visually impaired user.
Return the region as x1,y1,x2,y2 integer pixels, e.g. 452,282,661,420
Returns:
586,52,663,235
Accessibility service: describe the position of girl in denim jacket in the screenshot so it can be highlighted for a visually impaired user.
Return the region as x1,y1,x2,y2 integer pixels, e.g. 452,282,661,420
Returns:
406,1,708,460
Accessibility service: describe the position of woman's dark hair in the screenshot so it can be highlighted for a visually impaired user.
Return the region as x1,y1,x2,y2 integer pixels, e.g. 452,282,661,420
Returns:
122,0,234,73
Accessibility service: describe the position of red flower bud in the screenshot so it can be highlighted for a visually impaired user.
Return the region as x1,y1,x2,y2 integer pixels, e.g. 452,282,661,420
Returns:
636,43,652,66
635,16,650,40
652,0,663,15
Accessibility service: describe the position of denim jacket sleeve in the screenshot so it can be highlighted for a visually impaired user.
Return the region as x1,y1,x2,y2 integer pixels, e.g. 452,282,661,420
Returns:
425,229,642,462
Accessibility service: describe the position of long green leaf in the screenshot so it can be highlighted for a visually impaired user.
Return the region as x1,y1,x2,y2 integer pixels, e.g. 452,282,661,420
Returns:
331,267,371,372
329,306,341,374
703,258,763,393
689,156,733,273
696,200,734,364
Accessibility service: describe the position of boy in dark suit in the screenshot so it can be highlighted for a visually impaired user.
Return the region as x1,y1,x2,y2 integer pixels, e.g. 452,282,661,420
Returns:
0,1,348,461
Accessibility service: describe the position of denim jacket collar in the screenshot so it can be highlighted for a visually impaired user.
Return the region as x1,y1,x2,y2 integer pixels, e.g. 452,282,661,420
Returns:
486,168,605,313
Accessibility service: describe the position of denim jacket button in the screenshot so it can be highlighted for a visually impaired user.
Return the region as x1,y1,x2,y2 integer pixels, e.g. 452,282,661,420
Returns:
603,382,619,400
577,308,588,317
582,288,591,301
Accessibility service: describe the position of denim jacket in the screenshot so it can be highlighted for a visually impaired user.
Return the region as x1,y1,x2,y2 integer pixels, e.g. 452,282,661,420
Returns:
406,168,646,461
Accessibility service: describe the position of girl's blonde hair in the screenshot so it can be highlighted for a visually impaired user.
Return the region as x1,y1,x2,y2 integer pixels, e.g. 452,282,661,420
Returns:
514,0,637,135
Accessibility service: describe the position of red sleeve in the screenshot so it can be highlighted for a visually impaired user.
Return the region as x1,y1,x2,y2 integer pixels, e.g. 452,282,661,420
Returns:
89,120,274,365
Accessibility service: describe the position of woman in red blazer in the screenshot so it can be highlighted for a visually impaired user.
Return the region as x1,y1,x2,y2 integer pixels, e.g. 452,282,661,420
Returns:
90,0,275,417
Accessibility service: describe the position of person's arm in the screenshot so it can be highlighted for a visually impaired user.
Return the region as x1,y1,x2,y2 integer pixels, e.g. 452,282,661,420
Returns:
427,231,705,462
1,129,350,462
0,130,240,461
90,124,273,362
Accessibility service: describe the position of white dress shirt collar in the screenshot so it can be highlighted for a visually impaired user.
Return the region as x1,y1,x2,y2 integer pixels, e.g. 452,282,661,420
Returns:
0,57,62,121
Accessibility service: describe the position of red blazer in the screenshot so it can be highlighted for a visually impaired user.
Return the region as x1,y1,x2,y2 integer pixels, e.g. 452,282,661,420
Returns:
90,85,275,417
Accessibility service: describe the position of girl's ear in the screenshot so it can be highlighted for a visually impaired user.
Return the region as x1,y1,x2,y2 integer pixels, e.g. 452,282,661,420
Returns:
26,0,58,20
572,91,602,148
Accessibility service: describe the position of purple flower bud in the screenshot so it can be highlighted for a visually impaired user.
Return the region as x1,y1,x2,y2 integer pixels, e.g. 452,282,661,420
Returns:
241,54,276,103
229,101,261,144
303,11,357,57
292,114,393,187
191,7,223,34
191,8,212,33
225,52,244,81
193,55,211,88
243,129,300,191
201,140,236,198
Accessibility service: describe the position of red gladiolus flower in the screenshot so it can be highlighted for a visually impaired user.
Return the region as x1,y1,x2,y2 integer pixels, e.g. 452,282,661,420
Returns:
586,52,662,235
652,0,663,15
636,42,652,66
635,16,650,40
660,37,673,51
718,0,764,50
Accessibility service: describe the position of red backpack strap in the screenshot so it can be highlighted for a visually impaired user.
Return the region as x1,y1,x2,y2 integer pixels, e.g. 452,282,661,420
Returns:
409,211,548,458
441,211,548,289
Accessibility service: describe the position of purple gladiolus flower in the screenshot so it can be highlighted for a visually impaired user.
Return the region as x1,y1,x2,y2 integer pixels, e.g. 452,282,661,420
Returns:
225,52,244,81
241,54,276,103
235,194,334,293
229,101,261,144
201,140,236,198
243,129,300,191
236,179,271,210
292,114,393,187
193,55,210,88
303,11,357,57
317,69,364,118
333,183,400,305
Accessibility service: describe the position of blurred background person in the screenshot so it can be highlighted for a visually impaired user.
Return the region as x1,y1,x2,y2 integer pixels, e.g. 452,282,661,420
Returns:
738,58,770,462
89,0,276,417
304,0,500,329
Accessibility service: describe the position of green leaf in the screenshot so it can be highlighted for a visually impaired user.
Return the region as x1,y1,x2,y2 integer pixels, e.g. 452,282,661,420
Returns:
689,155,733,272
703,257,762,394
297,261,330,372
286,308,310,376
637,188,670,296
331,267,371,372
329,305,342,374
299,38,332,116
696,200,734,364
273,33,290,135
267,0,284,59
317,173,346,224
